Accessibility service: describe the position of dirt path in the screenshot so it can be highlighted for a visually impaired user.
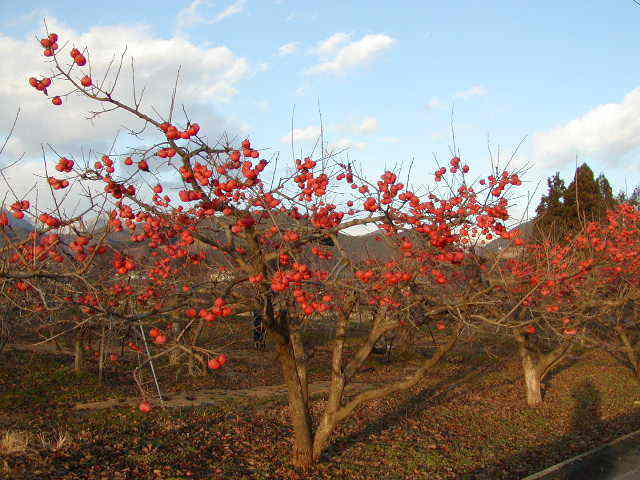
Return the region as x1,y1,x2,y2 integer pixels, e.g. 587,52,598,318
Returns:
74,381,377,411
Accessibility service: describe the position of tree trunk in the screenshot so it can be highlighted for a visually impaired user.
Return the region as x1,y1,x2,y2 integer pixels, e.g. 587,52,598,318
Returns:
617,327,640,379
522,349,543,406
276,339,314,471
169,321,181,366
516,331,543,406
74,329,84,373
98,324,106,384
515,331,572,407
290,330,309,407
313,306,351,461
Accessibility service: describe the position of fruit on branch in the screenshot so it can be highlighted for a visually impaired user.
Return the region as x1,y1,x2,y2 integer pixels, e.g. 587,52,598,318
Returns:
138,401,152,413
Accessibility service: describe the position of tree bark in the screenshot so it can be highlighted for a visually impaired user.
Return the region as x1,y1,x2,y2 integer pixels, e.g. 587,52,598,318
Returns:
290,330,309,407
263,301,315,471
313,306,351,461
275,336,314,471
169,321,182,366
98,324,106,384
74,329,84,373
515,331,572,407
616,327,640,378
520,345,543,407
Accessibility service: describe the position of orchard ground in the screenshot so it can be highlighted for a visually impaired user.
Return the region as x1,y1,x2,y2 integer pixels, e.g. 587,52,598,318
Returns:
1,319,639,479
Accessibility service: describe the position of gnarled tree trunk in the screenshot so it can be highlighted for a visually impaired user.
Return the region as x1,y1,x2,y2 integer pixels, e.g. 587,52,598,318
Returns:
74,328,85,373
515,331,572,407
616,326,640,379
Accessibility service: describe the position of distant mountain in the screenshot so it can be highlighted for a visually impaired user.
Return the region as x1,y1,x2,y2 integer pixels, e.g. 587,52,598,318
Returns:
475,219,536,258
1,210,34,238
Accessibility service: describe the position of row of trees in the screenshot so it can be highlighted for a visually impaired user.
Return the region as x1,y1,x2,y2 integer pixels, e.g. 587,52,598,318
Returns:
1,30,639,470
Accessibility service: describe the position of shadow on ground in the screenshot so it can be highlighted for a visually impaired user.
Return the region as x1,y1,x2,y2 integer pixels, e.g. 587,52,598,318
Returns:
464,379,640,479
323,361,499,462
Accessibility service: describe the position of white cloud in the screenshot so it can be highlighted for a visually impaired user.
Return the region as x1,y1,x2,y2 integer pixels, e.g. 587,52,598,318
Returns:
280,125,321,143
355,116,379,134
176,0,246,32
176,0,213,32
257,62,270,72
454,85,488,100
0,17,251,193
330,116,379,136
304,34,396,76
425,97,443,110
215,0,246,22
309,32,351,56
328,138,367,152
533,87,640,168
277,42,300,56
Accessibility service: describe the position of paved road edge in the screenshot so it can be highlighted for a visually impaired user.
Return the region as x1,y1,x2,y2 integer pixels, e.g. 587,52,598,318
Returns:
522,428,640,480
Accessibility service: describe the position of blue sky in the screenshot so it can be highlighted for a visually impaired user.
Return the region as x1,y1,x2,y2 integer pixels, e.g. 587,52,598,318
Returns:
1,0,639,225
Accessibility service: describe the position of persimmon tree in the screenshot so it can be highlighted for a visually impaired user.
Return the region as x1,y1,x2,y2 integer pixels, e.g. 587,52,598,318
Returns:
1,29,529,470
477,201,640,406
568,203,640,379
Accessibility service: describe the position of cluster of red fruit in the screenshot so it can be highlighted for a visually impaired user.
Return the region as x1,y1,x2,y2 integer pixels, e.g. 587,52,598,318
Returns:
94,155,115,174
241,159,267,181
69,236,90,257
363,197,378,212
113,254,136,275
38,212,60,228
178,189,205,202
292,288,333,315
10,200,29,219
197,298,233,323
355,269,375,283
208,353,228,370
28,76,52,94
293,157,329,201
159,122,200,141
39,32,59,56
239,138,259,158
47,177,69,190
156,147,178,159
282,230,300,243
271,263,313,292
149,327,167,345
103,176,135,200
69,47,87,66
310,205,344,229
434,157,471,182
29,34,62,106
55,157,74,172
310,246,333,260
248,273,265,283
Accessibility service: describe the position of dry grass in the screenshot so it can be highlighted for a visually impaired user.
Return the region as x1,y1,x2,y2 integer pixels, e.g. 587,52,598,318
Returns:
0,429,73,457
0,430,30,456
36,430,72,451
